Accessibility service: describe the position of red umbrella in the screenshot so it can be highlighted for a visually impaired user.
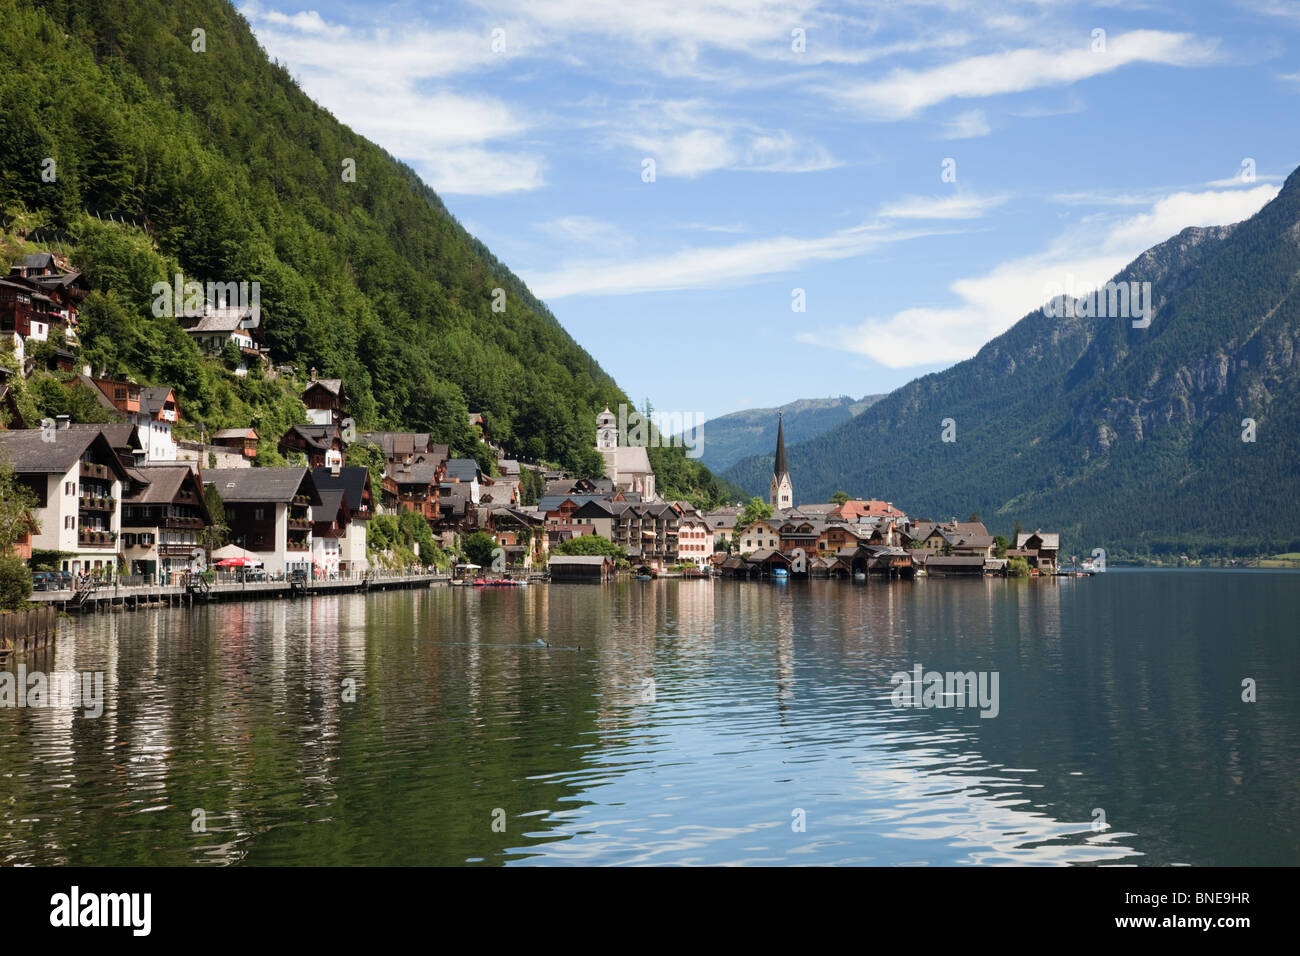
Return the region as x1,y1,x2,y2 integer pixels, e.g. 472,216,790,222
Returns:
215,556,257,567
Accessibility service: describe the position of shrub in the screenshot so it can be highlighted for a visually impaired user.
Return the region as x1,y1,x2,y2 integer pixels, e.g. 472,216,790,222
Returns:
0,555,33,610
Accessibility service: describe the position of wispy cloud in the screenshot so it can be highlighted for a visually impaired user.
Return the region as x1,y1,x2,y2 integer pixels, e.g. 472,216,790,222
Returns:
523,222,956,299
610,100,838,177
877,192,1006,219
799,185,1279,368
825,30,1220,118
941,108,991,139
537,216,634,248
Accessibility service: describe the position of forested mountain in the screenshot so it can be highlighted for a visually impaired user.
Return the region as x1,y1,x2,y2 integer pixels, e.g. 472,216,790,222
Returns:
688,394,883,475
0,0,731,504
725,168,1300,556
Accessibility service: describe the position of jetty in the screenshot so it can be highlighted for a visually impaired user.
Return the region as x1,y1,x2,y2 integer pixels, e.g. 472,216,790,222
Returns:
27,570,446,614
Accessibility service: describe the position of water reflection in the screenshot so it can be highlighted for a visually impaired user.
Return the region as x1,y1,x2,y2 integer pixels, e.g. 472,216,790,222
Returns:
1,572,1298,865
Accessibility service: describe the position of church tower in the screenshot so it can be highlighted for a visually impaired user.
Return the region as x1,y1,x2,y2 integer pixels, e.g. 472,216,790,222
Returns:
769,412,793,511
596,407,618,450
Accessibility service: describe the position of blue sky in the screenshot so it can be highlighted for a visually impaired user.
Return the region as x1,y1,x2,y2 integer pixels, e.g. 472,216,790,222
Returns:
239,0,1299,422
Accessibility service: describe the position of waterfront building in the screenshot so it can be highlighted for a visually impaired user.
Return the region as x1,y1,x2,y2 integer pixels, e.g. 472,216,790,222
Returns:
312,465,373,575
0,425,127,574
120,463,211,582
202,467,321,575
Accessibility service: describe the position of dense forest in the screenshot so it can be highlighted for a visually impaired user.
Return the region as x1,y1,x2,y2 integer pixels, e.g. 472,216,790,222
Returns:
0,0,733,505
725,167,1300,556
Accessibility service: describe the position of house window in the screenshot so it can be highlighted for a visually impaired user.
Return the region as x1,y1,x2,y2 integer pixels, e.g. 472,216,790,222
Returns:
65,516,75,529
254,507,265,521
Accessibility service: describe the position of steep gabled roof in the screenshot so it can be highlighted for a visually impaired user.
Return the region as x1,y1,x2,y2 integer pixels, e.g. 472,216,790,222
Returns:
0,427,130,478
204,467,318,504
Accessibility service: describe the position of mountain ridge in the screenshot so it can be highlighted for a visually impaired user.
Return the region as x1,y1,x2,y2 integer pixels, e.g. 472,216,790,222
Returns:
724,170,1300,554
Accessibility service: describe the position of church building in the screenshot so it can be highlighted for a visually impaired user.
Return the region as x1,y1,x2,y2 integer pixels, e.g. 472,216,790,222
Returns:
770,412,793,511
596,407,656,501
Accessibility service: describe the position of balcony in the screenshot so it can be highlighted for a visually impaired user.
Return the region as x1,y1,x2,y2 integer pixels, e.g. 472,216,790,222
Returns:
79,461,110,479
78,529,116,547
79,495,116,512
286,540,309,552
288,517,312,531
164,516,205,529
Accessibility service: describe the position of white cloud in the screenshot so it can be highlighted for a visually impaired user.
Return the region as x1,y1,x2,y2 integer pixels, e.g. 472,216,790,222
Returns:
415,149,546,196
827,30,1220,117
523,223,954,299
240,3,544,195
877,192,1006,219
614,100,838,177
941,108,991,139
538,216,633,247
798,185,1279,368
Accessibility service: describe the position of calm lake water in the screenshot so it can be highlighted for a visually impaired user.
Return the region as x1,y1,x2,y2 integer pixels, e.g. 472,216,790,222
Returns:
2,571,1298,866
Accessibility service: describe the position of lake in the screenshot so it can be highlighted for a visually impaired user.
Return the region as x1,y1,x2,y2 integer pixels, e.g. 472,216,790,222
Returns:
2,570,1298,866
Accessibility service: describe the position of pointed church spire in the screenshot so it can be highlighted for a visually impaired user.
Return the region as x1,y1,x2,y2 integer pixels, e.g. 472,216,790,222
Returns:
770,412,793,510
773,412,788,481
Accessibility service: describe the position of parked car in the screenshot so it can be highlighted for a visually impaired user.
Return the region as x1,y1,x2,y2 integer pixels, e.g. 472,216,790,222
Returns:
30,571,49,591
56,571,73,589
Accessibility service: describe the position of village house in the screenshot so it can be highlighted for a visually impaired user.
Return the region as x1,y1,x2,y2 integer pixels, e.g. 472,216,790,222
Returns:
484,506,547,568
203,468,321,575
119,463,211,583
355,432,444,468
88,378,180,461
0,424,128,575
443,458,482,504
211,427,259,460
703,505,743,550
179,302,264,375
675,509,713,569
570,498,618,539
610,501,681,571
311,465,373,576
831,499,909,524
278,423,344,469
2,253,86,349
302,373,347,426
736,517,782,555
386,457,443,520
1014,530,1060,572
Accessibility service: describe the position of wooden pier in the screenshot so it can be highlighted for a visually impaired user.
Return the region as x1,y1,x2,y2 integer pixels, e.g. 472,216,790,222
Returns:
27,572,447,615
0,605,58,656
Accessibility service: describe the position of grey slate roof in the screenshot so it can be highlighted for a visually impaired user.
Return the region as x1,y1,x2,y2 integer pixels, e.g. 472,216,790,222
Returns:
444,459,480,482
312,465,370,511
0,428,127,477
204,467,318,504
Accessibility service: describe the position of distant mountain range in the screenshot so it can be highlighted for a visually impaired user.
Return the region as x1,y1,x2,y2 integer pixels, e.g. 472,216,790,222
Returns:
691,394,884,475
723,166,1300,556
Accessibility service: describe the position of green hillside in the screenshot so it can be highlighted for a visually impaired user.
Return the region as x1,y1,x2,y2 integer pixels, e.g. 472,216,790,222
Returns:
0,0,731,504
725,168,1300,556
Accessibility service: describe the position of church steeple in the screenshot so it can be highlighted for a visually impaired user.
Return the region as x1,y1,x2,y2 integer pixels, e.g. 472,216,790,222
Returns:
770,412,793,511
